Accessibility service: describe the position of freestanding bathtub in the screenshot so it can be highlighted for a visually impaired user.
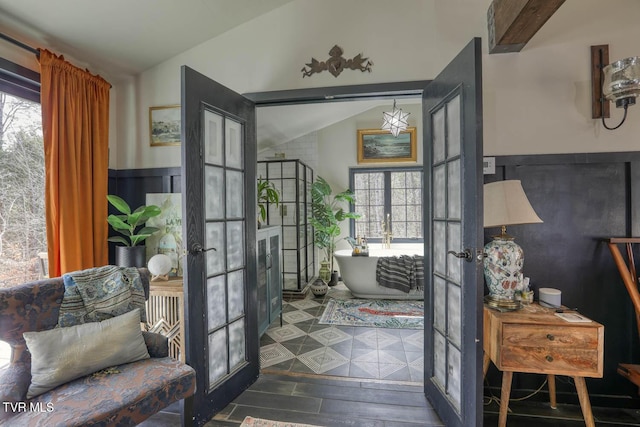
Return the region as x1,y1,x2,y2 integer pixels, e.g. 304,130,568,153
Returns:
334,244,424,300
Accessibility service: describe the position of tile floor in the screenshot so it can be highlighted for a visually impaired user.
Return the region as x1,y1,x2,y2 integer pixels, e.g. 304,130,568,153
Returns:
259,283,425,383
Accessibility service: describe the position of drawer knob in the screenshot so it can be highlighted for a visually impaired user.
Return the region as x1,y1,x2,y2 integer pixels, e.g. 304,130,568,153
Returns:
546,355,554,362
546,334,555,341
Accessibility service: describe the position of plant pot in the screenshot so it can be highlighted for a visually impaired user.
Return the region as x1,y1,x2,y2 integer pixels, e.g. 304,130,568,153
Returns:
115,246,147,268
310,278,328,297
328,270,339,287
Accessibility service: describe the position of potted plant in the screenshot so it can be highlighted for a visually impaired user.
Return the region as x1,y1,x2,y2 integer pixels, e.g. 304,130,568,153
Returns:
309,176,360,285
107,195,162,267
257,177,280,228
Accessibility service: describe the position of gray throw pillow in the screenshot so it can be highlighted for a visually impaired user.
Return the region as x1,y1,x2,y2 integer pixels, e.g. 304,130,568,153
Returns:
23,308,150,399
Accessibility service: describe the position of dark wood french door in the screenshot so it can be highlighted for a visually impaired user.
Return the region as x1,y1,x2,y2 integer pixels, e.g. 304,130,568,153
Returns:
181,65,258,426
422,38,484,427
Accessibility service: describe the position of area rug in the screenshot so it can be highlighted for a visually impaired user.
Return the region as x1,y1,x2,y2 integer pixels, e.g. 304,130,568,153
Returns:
319,298,424,329
240,416,322,427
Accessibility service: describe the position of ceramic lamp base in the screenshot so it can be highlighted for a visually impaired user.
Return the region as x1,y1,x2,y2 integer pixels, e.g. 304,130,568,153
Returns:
483,236,524,302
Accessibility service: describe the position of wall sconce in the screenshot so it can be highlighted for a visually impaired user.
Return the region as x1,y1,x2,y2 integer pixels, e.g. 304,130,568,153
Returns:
591,45,640,130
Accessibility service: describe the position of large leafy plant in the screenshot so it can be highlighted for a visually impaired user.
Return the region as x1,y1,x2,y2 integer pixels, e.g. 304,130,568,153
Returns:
309,176,360,272
257,177,280,226
107,195,162,246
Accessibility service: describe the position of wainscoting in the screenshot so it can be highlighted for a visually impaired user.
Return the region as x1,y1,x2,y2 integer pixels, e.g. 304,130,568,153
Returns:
111,150,640,407
484,151,640,406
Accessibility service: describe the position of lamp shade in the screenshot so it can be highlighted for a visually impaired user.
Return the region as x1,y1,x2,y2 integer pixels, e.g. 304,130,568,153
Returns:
484,180,542,229
603,56,640,105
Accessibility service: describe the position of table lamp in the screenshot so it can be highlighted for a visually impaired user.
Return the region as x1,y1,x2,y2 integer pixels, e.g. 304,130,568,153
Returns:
483,180,542,309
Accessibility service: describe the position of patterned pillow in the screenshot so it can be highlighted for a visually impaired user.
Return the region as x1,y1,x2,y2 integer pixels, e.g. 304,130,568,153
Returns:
58,265,146,327
23,308,150,399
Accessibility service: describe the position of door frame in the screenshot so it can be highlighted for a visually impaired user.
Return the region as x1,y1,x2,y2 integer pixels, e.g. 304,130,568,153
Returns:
244,77,483,424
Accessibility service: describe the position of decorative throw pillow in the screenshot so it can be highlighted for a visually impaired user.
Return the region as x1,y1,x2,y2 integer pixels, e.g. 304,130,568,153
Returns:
59,265,146,327
23,308,150,399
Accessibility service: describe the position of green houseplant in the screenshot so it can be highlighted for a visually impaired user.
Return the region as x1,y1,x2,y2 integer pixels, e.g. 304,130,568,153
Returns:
257,177,280,228
309,176,360,284
107,195,162,267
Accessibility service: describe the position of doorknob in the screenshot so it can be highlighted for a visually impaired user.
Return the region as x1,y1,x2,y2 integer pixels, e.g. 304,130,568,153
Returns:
189,243,217,255
447,249,473,262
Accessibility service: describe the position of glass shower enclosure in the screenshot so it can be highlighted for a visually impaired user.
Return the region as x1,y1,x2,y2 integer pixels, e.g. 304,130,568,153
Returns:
257,159,315,296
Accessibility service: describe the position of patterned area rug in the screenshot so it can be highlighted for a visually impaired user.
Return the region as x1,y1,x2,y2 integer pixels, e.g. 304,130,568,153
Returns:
319,299,424,329
240,416,322,427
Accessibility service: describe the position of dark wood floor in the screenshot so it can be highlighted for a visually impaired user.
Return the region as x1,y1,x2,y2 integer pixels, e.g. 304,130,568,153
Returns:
206,372,439,427
142,371,640,426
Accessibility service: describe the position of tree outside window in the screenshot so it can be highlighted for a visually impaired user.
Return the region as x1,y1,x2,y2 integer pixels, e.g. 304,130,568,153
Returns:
0,92,46,287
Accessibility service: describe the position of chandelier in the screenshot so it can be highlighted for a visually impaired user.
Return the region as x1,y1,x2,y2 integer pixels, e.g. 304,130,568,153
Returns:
381,100,410,137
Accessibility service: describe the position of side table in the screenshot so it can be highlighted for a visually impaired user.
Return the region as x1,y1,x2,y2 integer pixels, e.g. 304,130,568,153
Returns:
145,277,185,362
483,303,604,427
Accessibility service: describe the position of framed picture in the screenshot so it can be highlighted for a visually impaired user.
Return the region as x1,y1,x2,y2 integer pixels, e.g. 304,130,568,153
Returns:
149,105,181,146
357,127,417,164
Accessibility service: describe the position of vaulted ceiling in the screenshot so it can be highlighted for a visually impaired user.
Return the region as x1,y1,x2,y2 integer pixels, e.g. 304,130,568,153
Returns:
0,0,566,149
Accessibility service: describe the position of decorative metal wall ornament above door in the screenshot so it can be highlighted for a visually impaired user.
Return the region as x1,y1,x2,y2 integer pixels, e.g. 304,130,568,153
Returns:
301,45,373,78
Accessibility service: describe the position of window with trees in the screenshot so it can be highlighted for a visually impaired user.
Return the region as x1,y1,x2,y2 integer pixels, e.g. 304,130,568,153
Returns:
0,58,45,287
350,167,423,243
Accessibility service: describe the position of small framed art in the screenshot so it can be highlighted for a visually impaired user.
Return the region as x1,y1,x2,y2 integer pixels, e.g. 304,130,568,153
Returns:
149,105,181,146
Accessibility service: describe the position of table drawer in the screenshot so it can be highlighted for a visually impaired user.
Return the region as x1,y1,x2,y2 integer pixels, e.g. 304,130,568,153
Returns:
502,324,599,349
501,346,601,376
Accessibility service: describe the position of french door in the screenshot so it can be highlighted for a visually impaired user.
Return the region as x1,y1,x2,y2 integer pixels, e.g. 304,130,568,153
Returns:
181,65,259,425
422,38,484,427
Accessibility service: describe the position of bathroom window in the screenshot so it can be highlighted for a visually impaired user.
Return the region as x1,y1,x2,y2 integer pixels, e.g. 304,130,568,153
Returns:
349,167,423,243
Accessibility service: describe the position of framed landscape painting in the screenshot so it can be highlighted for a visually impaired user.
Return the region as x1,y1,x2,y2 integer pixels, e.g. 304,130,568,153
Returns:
357,127,417,164
149,105,181,146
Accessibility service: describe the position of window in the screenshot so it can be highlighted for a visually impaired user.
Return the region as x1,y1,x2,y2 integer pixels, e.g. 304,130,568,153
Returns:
0,58,44,288
350,167,423,242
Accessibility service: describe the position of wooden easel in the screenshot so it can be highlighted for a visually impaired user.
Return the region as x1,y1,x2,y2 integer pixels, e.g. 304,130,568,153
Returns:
606,237,640,390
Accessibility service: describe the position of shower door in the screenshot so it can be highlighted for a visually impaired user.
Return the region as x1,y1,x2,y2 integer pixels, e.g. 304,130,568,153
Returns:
422,38,484,427
181,65,258,425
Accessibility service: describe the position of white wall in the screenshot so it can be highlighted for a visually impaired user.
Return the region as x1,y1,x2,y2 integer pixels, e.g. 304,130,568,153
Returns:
116,0,640,171
4,0,640,169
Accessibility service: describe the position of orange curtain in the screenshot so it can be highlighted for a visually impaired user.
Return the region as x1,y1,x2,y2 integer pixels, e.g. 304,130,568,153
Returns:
38,49,111,277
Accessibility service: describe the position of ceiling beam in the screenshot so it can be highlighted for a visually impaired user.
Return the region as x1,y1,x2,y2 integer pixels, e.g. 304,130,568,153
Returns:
487,0,565,54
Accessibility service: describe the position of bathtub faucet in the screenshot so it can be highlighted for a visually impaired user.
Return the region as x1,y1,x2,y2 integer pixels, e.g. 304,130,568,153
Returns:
381,213,392,249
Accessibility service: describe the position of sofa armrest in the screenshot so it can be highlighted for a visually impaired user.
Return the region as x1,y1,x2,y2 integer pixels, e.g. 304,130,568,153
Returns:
142,331,169,358
0,362,31,409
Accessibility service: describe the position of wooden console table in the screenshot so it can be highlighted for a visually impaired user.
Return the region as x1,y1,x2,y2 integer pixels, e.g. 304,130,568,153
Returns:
483,303,604,427
145,277,185,362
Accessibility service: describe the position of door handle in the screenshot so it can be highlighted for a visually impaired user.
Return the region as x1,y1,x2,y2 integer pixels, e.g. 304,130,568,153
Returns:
189,243,217,255
447,249,473,262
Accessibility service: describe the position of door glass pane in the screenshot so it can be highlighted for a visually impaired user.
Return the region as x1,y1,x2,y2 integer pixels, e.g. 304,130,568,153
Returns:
434,276,446,331
207,276,226,331
433,108,446,163
228,270,245,320
226,170,244,219
447,95,461,158
447,222,461,284
447,343,462,410
434,165,446,219
208,328,228,388
206,222,225,275
433,221,446,276
225,118,243,169
229,319,246,371
447,159,461,219
227,221,244,270
434,331,446,389
204,110,224,166
448,283,462,346
205,166,224,220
